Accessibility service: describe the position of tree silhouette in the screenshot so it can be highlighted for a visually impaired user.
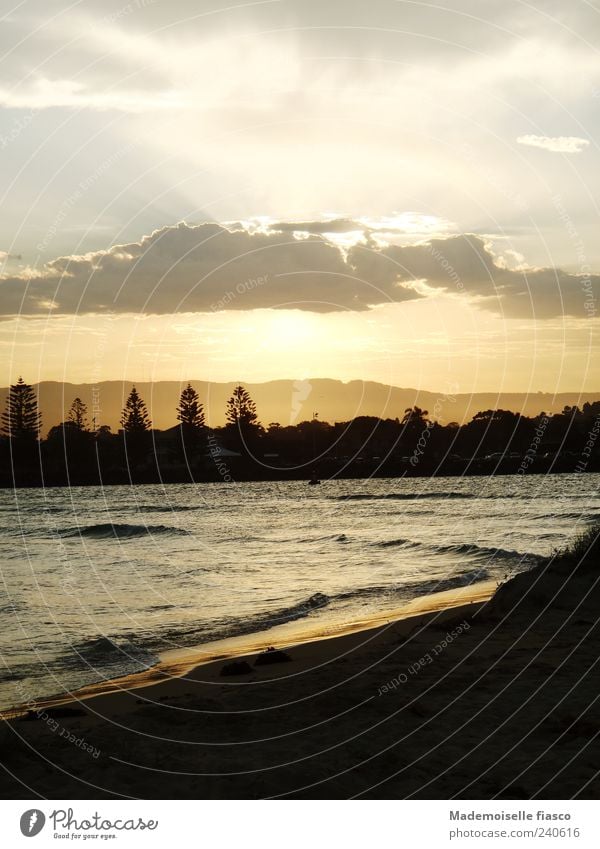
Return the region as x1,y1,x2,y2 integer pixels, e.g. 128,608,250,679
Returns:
120,386,151,433
1,377,41,439
225,385,261,454
68,397,88,431
401,406,430,426
176,384,205,430
226,385,259,429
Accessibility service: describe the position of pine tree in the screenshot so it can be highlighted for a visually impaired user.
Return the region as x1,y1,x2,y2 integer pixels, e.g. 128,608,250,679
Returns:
225,385,261,455
1,377,41,439
120,386,151,433
68,397,88,431
176,384,205,430
226,385,259,429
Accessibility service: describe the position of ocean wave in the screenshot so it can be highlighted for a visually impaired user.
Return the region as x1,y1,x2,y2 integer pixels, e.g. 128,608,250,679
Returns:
334,491,474,502
329,569,490,605
532,511,600,521
371,538,422,549
295,532,350,544
0,602,23,615
58,523,191,540
401,568,492,597
135,505,200,514
61,636,158,672
219,591,332,635
145,569,495,651
11,572,493,691
371,534,541,564
150,591,333,649
249,591,331,627
435,542,544,563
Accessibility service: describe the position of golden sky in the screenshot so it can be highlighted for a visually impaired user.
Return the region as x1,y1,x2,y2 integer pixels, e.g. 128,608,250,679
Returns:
0,2,598,393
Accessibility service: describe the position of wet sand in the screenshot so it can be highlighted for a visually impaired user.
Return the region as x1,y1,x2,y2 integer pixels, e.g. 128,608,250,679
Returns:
0,579,495,721
1,559,599,799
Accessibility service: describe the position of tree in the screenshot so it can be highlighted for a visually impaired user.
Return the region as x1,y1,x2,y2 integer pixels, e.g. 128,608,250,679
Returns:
225,385,261,454
176,384,205,430
226,385,259,430
120,387,151,472
120,386,151,433
67,397,88,431
1,377,41,439
401,406,430,426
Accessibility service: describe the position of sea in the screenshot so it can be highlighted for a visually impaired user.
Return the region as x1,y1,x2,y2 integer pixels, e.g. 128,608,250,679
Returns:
0,473,598,711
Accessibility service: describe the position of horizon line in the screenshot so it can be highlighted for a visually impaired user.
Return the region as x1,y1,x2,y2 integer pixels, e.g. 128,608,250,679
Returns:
2,377,600,397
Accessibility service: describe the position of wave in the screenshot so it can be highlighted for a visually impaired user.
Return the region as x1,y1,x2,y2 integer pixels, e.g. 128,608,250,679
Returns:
150,592,333,648
208,569,492,636
401,568,492,597
12,572,494,692
295,532,350,544
435,542,544,563
61,636,158,672
142,566,496,652
0,602,24,615
245,591,331,629
533,512,600,521
371,535,543,564
325,569,491,606
59,523,191,540
334,491,474,502
372,538,422,549
135,505,200,514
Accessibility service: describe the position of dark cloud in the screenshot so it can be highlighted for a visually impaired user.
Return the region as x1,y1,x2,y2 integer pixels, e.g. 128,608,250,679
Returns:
372,235,599,319
271,219,365,234
0,224,596,319
0,222,420,316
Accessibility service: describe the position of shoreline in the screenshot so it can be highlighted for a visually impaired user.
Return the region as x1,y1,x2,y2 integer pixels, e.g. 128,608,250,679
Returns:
3,543,600,799
2,464,599,490
0,579,497,720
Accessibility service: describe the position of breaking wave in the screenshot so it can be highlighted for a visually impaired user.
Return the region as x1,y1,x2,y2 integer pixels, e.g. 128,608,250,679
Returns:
371,536,544,565
60,636,158,673
134,505,201,514
334,491,475,502
59,523,191,540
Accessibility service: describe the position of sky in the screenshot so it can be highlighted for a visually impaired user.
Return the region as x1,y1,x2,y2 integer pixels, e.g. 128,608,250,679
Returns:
0,0,598,396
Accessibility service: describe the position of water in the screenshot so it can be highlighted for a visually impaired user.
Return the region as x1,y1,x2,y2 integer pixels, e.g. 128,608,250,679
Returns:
0,474,598,711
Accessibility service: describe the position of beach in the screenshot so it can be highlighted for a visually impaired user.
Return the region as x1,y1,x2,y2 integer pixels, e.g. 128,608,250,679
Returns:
2,548,599,799
2,475,594,716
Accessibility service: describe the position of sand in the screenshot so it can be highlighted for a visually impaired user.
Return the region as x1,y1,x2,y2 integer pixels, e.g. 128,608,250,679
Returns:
1,562,599,799
0,579,495,721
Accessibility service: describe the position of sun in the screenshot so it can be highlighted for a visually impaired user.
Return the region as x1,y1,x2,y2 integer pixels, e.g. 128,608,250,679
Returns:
259,311,319,350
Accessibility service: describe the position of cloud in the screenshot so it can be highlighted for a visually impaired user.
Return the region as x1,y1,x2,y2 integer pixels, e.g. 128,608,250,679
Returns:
270,214,454,238
0,222,422,316
0,79,185,112
516,135,590,153
271,219,364,235
371,236,599,318
0,223,597,320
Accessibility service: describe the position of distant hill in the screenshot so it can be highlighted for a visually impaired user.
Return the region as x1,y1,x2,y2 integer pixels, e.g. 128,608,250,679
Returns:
1,379,599,435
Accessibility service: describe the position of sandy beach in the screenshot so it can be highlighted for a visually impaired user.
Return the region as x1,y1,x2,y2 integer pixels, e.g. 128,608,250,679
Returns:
0,579,496,721
2,545,599,799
